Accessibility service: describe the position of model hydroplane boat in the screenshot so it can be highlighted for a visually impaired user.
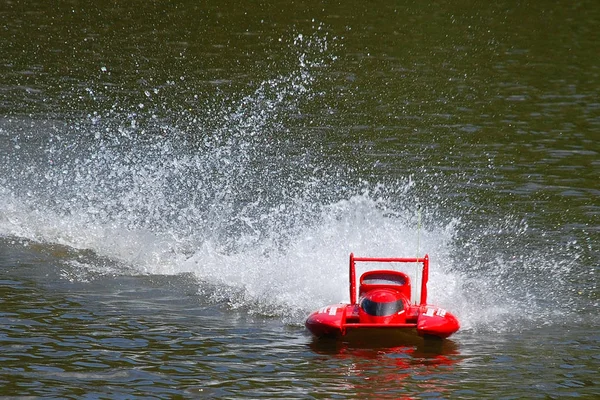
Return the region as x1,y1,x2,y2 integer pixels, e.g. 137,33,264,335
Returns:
306,254,459,342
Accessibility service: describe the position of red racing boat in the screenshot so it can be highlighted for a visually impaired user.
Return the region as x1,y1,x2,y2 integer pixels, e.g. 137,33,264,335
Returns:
306,253,459,342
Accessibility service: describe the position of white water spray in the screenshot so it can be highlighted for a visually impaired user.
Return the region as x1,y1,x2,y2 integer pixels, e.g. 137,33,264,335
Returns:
0,29,589,332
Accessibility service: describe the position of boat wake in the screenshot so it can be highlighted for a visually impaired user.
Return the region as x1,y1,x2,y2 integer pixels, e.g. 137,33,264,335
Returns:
0,30,592,333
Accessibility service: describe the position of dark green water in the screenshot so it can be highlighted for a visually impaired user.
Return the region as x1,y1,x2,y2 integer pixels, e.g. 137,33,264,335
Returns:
1,0,598,398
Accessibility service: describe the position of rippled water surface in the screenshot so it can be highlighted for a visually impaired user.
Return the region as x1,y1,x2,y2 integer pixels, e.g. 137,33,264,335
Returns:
1,0,599,398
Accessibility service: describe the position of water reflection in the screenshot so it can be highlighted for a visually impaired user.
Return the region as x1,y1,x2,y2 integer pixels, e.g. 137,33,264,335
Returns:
309,337,460,398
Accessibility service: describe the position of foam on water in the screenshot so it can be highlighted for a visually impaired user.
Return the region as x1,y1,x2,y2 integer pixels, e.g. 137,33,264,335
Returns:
0,31,591,332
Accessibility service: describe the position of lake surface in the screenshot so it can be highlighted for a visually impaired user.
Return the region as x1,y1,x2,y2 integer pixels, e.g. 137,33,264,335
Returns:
1,0,598,398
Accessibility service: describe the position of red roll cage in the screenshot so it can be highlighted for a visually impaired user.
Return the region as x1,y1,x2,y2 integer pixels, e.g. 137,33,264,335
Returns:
349,253,429,306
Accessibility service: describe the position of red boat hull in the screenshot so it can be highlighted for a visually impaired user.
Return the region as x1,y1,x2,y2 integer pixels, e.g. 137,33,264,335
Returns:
305,303,459,340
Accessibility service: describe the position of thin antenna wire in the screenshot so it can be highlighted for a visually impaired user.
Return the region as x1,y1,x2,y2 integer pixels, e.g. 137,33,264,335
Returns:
415,208,421,304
